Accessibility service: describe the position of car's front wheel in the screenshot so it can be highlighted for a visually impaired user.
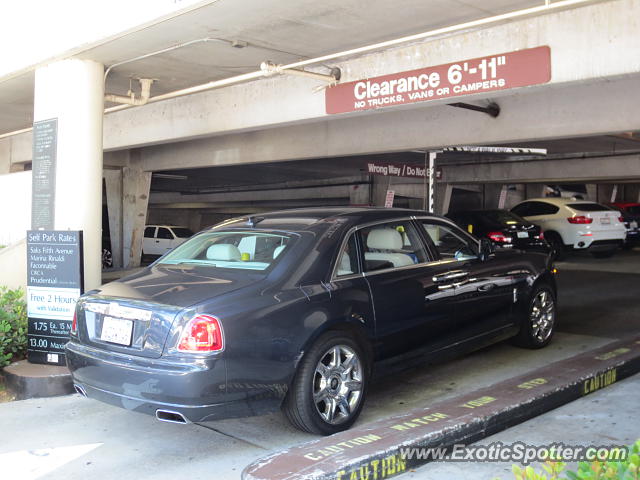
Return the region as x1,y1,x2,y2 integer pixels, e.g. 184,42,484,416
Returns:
283,331,368,435
512,284,556,349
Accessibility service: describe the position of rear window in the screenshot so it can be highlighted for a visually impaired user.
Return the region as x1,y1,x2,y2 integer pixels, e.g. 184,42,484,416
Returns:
172,227,194,238
158,231,292,271
480,210,527,225
568,203,609,212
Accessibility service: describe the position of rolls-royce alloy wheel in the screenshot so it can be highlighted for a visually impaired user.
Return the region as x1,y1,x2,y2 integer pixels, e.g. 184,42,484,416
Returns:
283,331,368,435
513,284,556,349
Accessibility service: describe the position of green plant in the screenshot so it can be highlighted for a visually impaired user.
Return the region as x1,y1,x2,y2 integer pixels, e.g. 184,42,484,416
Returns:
504,440,640,480
565,441,640,480
0,287,27,367
512,461,567,480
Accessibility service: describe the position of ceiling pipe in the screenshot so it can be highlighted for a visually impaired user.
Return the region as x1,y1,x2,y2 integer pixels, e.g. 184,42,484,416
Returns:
260,61,340,84
105,78,155,106
101,0,600,114
0,0,603,137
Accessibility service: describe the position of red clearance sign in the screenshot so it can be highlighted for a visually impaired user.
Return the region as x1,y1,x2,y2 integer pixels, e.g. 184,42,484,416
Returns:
325,46,550,114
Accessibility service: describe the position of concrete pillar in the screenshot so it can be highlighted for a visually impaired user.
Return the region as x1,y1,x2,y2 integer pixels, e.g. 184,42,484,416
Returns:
122,157,151,268
371,175,391,207
33,59,104,290
435,184,453,215
525,184,546,200
596,184,616,204
483,184,503,209
349,183,370,206
104,169,123,269
188,211,203,233
585,184,597,202
0,140,9,175
504,184,526,209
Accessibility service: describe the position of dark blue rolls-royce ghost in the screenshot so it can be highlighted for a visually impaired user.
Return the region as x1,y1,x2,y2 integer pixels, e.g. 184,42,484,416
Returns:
66,207,557,435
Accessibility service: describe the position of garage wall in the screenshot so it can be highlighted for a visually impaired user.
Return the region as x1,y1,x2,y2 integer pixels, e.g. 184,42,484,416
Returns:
0,171,31,246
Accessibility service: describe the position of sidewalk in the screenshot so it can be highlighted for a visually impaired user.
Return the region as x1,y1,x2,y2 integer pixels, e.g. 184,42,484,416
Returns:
403,373,640,479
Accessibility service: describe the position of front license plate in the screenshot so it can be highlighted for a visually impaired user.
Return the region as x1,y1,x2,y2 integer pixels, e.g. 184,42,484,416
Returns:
101,316,133,346
631,221,638,229
517,231,529,239
600,217,611,224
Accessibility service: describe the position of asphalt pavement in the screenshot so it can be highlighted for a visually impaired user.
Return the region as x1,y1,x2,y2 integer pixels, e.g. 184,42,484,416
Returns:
1,249,638,480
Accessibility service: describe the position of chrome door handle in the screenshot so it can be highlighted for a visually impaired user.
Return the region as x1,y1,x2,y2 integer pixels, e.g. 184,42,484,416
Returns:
433,270,469,283
478,283,496,292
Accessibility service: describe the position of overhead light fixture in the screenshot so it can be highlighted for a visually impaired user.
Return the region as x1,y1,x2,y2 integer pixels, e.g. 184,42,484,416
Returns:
153,173,188,180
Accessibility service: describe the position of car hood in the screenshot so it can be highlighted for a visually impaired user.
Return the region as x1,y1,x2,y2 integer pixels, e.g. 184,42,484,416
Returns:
94,264,266,308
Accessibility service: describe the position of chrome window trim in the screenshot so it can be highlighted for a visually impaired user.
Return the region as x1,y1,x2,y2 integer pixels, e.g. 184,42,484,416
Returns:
330,216,441,281
329,225,363,281
413,215,482,254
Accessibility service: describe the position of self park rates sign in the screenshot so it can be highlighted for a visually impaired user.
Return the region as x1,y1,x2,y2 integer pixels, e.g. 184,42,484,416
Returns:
325,46,551,114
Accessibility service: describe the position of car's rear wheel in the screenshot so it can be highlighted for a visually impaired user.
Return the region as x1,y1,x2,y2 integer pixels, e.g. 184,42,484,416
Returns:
544,232,566,261
283,331,368,435
512,284,556,349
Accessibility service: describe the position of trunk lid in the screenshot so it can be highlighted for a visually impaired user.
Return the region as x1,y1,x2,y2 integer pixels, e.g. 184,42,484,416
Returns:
78,265,265,358
567,203,624,232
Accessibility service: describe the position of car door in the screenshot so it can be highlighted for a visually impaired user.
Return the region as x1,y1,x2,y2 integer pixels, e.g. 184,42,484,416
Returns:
417,219,517,341
155,227,176,255
143,226,157,255
358,219,459,358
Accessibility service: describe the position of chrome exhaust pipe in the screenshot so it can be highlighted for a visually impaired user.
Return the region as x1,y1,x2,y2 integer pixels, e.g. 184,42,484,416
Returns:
156,409,188,424
74,384,87,397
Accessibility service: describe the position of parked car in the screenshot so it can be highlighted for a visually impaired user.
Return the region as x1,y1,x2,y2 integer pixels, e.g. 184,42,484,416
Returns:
66,208,557,435
611,202,640,248
511,198,626,259
446,209,549,253
142,225,194,257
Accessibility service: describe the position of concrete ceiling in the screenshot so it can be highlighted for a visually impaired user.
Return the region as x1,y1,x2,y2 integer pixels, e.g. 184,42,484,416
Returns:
150,133,640,194
0,0,542,134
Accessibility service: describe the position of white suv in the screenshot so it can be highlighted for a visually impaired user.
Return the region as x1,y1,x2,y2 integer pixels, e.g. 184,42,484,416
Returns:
143,225,194,257
511,198,626,258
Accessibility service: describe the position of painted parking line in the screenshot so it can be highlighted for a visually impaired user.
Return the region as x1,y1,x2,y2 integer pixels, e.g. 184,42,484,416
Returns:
243,337,640,480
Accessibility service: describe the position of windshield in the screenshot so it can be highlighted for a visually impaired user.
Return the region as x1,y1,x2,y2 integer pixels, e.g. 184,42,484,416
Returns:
172,227,194,238
158,230,292,271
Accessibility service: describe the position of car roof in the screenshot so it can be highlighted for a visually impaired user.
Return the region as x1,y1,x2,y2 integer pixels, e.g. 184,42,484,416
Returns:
518,197,599,206
209,206,444,232
145,225,189,228
448,209,511,215
612,202,640,208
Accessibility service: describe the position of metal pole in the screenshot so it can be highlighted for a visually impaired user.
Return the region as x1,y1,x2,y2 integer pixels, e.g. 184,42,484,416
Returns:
428,151,437,212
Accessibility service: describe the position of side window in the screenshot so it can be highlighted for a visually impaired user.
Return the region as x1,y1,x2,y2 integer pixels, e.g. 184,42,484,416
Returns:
144,227,156,238
360,221,428,272
511,203,531,217
335,234,360,277
420,222,478,261
528,202,559,216
157,227,174,239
